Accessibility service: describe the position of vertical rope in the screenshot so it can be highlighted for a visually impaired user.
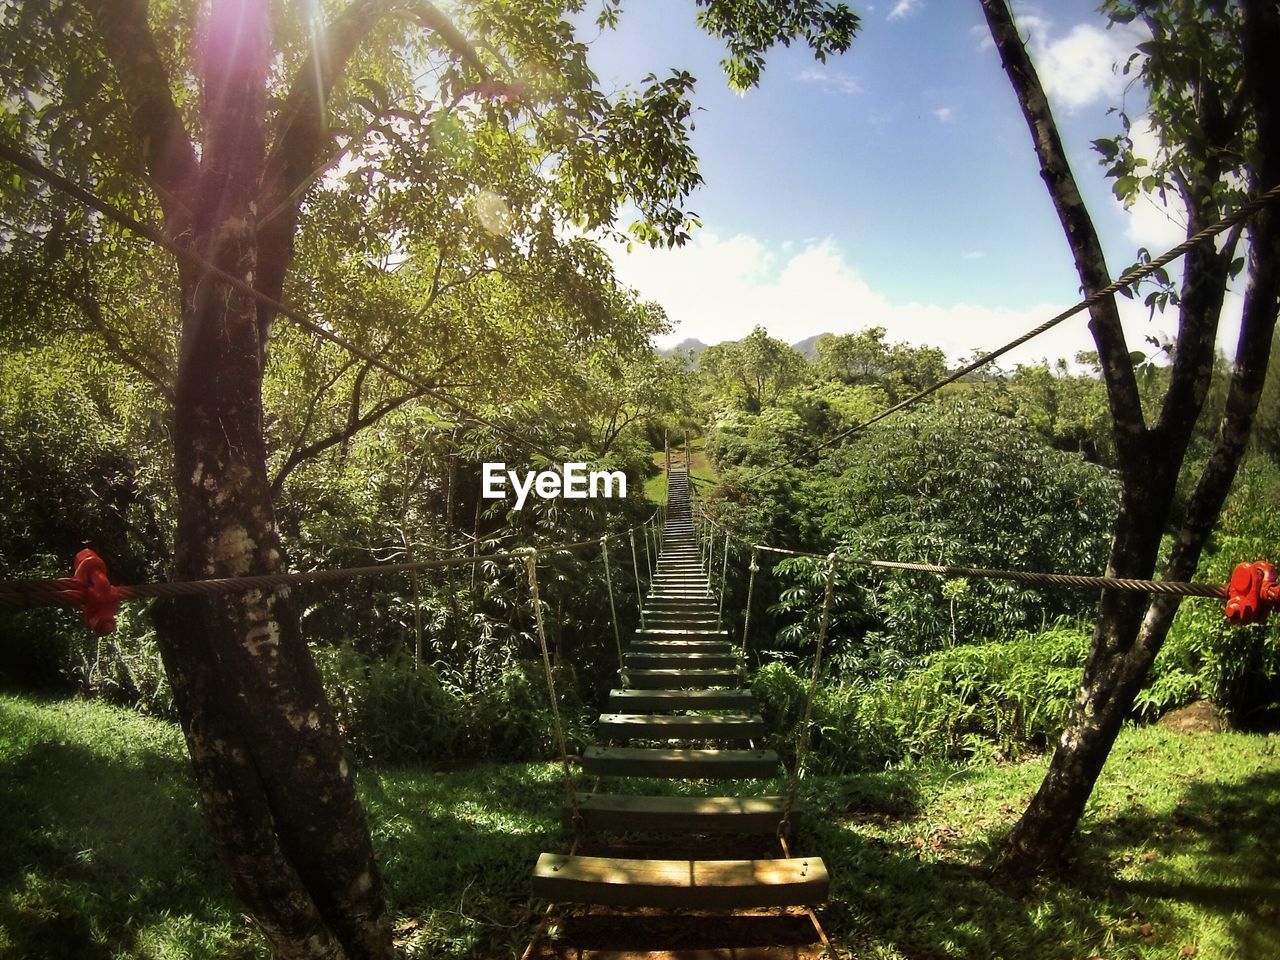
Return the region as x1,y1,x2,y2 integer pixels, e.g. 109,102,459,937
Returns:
629,530,646,628
523,548,581,832
601,536,625,687
739,546,760,683
780,553,837,839
718,531,730,630
643,520,653,580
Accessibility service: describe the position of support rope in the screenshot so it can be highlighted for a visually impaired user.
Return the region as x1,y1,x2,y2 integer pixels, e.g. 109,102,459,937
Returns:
739,546,760,684
717,531,730,630
600,536,626,687
523,548,582,833
629,531,646,628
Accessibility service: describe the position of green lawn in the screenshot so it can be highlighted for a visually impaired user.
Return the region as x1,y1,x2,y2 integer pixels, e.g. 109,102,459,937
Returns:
2,692,1277,959
645,435,720,504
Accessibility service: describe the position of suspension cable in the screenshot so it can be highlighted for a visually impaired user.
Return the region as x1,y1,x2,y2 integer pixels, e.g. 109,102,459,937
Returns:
696,505,1229,600
752,180,1280,480
0,516,658,617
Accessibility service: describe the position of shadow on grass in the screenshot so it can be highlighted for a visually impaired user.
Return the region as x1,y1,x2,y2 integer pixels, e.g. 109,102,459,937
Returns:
1072,767,1280,958
0,732,257,960
805,763,1280,960
359,761,567,957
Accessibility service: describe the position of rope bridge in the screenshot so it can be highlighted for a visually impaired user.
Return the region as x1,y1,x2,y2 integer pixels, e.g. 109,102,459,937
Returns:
523,461,833,957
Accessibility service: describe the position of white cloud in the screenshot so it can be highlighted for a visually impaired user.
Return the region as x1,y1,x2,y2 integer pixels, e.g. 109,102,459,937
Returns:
933,106,956,123
963,250,986,260
888,0,921,22
796,67,862,95
1010,8,1149,113
604,231,1216,367
970,23,995,51
1115,115,1187,251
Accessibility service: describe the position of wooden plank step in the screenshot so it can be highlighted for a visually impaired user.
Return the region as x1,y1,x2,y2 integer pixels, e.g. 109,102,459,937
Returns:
640,622,721,632
626,669,739,689
595,712,764,739
628,641,734,654
608,689,756,711
635,628,729,638
640,619,721,627
643,605,718,615
563,793,789,833
581,745,777,778
624,652,737,670
533,854,827,908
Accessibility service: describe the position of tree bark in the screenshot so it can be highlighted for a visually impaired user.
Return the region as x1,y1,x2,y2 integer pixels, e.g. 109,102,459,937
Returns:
84,0,400,955
981,0,1280,878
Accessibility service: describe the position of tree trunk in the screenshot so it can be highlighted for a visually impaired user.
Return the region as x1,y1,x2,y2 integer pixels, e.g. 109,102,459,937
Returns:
982,0,1280,878
146,2,393,955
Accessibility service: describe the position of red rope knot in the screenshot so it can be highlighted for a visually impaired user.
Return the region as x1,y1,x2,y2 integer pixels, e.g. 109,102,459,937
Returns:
1225,561,1280,626
62,549,128,634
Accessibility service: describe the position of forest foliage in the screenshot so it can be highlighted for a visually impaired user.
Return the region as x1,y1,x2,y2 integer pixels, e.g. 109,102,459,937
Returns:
696,322,1280,769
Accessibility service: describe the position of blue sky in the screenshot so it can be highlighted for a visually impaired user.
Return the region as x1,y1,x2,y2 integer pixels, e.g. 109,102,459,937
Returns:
576,0,1236,366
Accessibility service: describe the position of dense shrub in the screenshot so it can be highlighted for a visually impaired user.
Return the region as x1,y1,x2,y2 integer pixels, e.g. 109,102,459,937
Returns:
317,647,590,763
1136,459,1280,723
815,399,1120,656
753,623,1091,772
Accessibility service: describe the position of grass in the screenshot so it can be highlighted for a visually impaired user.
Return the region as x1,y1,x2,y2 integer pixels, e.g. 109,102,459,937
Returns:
2,692,1278,959
645,436,720,504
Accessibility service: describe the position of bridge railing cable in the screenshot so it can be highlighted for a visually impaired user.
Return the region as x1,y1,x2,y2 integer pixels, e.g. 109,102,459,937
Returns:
752,180,1280,480
0,510,662,623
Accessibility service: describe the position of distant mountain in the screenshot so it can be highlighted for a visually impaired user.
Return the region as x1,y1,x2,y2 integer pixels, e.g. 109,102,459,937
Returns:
791,333,830,359
659,338,709,368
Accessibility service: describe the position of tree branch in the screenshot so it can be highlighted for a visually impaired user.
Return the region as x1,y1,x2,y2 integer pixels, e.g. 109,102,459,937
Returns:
980,0,1148,480
78,291,176,400
1162,0,1280,583
271,387,426,494
256,0,491,348
79,0,198,238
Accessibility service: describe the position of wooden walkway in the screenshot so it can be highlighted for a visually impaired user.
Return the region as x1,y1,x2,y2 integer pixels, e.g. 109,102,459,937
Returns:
530,465,830,956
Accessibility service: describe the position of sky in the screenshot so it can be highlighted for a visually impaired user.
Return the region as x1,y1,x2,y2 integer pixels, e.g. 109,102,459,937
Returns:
575,0,1244,367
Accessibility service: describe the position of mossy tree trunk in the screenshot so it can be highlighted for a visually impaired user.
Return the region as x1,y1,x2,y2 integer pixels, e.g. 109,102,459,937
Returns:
979,0,1280,878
